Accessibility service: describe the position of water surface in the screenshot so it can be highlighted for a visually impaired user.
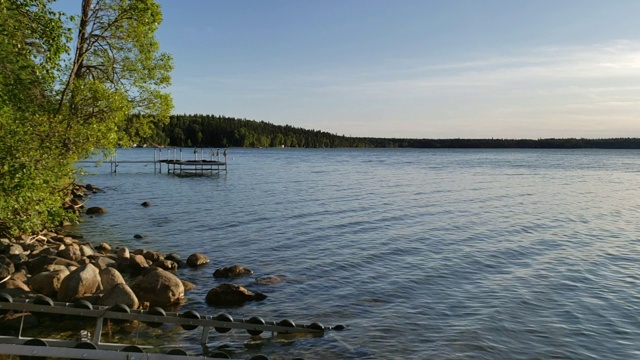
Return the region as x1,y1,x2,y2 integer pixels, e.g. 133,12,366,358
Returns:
75,148,640,359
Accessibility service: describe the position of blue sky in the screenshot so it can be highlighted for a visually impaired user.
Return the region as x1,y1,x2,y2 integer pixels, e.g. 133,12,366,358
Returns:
61,1,640,139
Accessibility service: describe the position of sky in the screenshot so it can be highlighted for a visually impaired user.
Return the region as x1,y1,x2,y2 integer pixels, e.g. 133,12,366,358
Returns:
60,1,640,139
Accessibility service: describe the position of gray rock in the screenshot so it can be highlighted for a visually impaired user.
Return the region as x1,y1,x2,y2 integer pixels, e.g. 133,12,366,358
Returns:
57,263,102,302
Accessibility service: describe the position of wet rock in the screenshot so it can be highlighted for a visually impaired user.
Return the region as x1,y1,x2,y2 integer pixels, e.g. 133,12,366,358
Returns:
213,265,253,279
98,283,139,310
133,234,144,239
131,268,184,307
99,267,125,292
86,206,106,215
141,201,152,207
181,280,196,292
143,250,163,263
151,260,178,272
1,312,39,331
129,254,149,275
165,253,185,268
29,268,69,297
57,263,102,302
85,184,101,193
186,253,209,268
205,283,267,307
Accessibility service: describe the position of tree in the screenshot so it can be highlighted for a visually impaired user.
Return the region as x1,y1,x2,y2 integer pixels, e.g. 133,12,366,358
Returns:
56,0,173,155
0,0,172,236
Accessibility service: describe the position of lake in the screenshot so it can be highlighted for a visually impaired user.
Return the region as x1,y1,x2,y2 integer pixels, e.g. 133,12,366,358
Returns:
74,147,640,359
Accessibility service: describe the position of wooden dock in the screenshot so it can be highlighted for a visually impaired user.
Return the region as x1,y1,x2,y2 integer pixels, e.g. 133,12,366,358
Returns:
78,148,228,175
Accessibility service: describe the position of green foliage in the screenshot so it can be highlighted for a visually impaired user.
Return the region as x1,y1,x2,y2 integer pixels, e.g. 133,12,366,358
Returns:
155,114,366,148
0,0,173,236
154,114,640,150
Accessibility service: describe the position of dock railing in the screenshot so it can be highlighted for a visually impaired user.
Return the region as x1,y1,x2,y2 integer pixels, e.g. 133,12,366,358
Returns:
0,293,342,359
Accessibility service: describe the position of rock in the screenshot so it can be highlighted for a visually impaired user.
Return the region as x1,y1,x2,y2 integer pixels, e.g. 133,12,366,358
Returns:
57,263,102,302
255,275,287,285
151,260,178,272
29,268,69,297
130,268,184,307
186,253,209,268
205,283,267,307
98,283,139,309
213,265,253,279
27,255,79,275
0,255,15,279
10,270,28,283
181,280,196,292
85,184,101,193
0,278,30,292
117,247,130,261
0,312,39,331
0,238,11,252
96,242,111,252
7,244,24,255
57,244,83,262
99,267,125,292
79,244,94,257
129,254,149,274
165,253,185,268
9,253,29,267
86,207,106,215
143,250,163,263
133,234,144,239
141,201,152,207
92,255,116,270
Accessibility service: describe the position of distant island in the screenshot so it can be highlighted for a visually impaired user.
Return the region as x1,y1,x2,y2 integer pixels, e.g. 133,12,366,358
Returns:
140,113,640,149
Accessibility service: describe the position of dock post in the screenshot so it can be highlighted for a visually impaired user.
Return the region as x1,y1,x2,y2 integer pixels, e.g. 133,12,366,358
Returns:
154,149,157,173
159,148,162,174
114,151,117,174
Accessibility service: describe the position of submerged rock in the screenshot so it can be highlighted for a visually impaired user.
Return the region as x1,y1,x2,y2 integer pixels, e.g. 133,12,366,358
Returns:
86,207,106,215
213,265,253,279
205,283,266,307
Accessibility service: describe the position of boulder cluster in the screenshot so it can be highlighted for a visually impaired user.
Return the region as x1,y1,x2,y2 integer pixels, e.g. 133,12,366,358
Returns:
0,184,269,332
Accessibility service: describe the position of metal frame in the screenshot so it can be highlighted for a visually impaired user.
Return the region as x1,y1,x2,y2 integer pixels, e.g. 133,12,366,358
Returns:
0,295,332,359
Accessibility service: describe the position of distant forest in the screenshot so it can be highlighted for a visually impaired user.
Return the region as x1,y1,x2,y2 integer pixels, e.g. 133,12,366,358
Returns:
141,114,640,149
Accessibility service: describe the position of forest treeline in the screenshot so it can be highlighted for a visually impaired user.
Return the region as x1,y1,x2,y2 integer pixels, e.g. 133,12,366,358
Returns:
145,114,640,149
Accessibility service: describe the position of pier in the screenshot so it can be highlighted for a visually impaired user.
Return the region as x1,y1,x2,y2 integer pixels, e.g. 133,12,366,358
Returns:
78,148,228,175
